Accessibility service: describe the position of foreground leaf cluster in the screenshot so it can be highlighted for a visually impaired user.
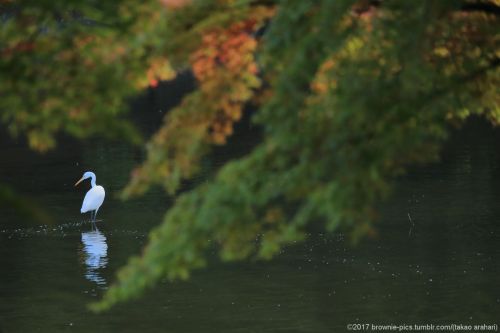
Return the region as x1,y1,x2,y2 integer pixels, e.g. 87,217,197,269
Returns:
97,0,499,310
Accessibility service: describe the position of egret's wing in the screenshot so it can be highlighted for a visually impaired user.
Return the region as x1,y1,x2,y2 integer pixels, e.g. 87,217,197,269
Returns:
81,186,105,213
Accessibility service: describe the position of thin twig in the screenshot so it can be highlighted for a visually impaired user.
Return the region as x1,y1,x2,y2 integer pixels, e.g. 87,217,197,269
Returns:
408,212,415,237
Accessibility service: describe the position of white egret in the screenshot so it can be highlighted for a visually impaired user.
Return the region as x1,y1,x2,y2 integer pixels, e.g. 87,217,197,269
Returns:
75,171,105,222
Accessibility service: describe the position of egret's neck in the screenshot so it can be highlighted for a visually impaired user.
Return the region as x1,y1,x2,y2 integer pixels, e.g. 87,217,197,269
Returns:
90,174,96,188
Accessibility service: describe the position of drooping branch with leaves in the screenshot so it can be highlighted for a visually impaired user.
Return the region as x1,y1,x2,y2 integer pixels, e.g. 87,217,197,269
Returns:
1,0,498,310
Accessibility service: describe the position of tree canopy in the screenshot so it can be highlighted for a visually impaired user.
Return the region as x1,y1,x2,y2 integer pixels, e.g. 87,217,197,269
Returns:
1,0,498,310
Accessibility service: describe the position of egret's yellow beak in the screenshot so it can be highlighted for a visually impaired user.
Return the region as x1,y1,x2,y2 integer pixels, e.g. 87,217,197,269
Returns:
74,177,84,187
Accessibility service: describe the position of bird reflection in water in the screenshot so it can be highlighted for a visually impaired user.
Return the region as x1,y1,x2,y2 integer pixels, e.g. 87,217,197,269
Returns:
80,226,108,287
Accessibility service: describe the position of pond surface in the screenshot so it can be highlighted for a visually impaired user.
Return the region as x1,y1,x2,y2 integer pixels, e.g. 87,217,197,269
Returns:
0,116,499,332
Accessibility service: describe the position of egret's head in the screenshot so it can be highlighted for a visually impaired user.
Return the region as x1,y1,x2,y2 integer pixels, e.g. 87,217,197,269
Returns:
75,171,96,186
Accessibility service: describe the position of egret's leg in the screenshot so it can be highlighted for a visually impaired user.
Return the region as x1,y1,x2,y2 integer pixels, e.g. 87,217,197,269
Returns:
94,208,99,222
90,211,96,230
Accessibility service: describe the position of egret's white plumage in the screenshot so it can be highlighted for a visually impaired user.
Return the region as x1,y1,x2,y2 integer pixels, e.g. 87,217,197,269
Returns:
81,186,105,213
75,171,105,221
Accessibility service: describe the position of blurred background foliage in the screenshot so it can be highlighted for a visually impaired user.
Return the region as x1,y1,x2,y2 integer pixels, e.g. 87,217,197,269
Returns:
1,0,498,310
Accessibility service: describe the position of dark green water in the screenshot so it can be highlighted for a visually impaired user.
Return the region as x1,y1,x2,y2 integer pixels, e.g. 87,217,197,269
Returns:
0,118,499,332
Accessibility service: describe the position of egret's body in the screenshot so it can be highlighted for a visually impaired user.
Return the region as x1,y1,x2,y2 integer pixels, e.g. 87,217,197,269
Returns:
75,171,105,222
